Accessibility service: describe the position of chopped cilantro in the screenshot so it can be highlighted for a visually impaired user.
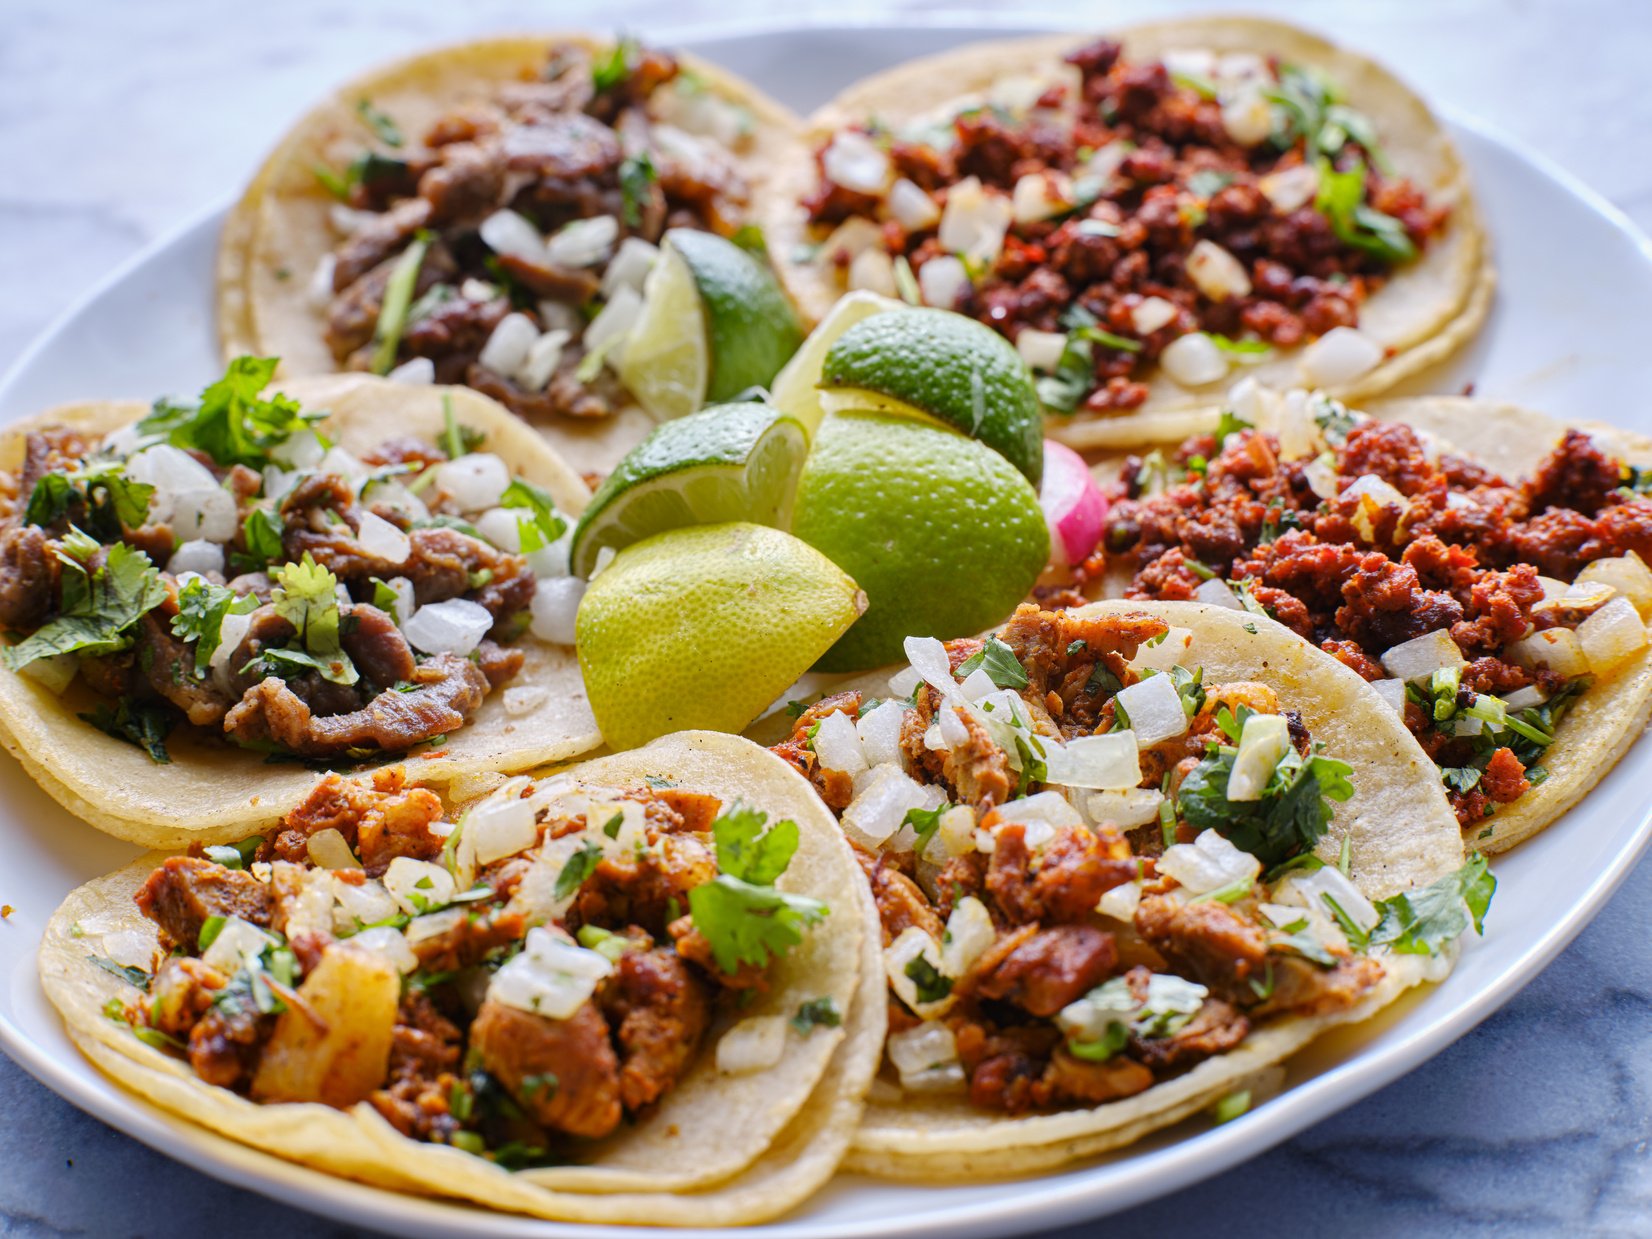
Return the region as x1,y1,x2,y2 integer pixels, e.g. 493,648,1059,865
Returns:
1178,740,1354,865
687,804,827,974
618,151,656,227
1369,853,1496,957
1314,157,1417,264
498,478,566,551
138,357,320,469
904,954,952,1004
955,636,1028,689
171,576,258,675
552,839,604,901
4,541,166,670
903,803,949,854
355,98,404,147
591,36,638,92
265,555,357,686
791,996,843,1034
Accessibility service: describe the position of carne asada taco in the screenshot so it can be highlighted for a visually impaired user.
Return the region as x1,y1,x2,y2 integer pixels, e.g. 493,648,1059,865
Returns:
0,363,600,848
40,732,885,1224
762,599,1485,1177
1095,384,1652,853
765,17,1491,449
219,34,805,472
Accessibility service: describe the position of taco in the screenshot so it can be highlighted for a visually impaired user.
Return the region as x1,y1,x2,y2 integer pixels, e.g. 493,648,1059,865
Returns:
761,599,1486,1178
1094,384,1652,853
219,34,806,474
0,362,601,848
762,17,1492,449
40,731,885,1225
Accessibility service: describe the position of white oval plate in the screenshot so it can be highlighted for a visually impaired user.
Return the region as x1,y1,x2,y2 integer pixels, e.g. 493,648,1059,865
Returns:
3,21,1651,1239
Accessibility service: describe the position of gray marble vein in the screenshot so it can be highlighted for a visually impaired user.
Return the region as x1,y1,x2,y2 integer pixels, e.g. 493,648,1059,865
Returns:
1,0,1650,1235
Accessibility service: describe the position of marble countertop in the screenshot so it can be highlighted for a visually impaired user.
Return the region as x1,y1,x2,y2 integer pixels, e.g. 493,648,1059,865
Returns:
2,1,1649,1235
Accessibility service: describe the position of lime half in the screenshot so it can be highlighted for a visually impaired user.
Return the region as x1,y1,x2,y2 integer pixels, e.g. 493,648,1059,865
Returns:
617,229,803,420
568,402,807,578
817,308,1044,485
770,289,904,436
576,522,866,750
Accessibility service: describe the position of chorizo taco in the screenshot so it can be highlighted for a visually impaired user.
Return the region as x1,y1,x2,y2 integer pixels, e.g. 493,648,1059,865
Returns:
219,34,807,473
763,16,1491,449
40,731,884,1225
761,599,1488,1178
1095,383,1652,853
0,362,601,848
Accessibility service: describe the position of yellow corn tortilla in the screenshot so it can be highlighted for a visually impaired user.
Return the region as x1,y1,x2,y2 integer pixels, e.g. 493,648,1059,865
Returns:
761,17,1493,450
754,599,1464,1177
41,732,887,1224
0,375,601,849
218,34,807,477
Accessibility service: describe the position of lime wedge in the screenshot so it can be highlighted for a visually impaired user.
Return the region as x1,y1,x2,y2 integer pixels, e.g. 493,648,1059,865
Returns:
770,289,904,436
576,522,866,750
616,229,803,420
568,402,807,578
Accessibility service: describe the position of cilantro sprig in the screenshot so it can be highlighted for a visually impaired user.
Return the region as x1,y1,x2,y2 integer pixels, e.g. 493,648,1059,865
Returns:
138,357,322,470
688,804,827,974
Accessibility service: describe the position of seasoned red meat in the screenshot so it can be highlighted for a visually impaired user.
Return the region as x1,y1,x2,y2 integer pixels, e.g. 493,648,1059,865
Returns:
470,999,622,1139
135,857,274,951
600,945,711,1111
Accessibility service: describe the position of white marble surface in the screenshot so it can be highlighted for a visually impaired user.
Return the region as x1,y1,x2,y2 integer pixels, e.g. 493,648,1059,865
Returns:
2,0,1651,1235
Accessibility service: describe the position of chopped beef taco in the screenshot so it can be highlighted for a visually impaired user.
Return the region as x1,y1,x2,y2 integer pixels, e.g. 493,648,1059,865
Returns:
40,732,884,1225
761,600,1487,1178
1096,385,1652,853
764,17,1491,449
0,363,601,848
219,34,805,473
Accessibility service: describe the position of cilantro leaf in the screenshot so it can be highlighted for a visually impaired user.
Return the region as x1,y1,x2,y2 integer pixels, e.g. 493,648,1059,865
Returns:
498,478,567,552
591,36,637,92
355,97,404,147
265,554,357,685
1314,157,1417,264
904,954,952,1004
240,508,284,569
903,803,948,854
80,698,172,763
955,636,1028,689
3,541,166,669
688,875,827,974
790,997,842,1034
712,804,800,886
1177,744,1354,865
1369,853,1496,956
618,151,656,228
171,577,258,676
139,358,319,469
26,464,153,537
553,839,605,901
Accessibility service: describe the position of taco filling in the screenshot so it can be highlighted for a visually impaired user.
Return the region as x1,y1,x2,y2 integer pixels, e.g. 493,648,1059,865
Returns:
310,38,763,419
1101,387,1652,828
771,604,1488,1114
97,767,829,1163
0,359,579,763
797,39,1445,412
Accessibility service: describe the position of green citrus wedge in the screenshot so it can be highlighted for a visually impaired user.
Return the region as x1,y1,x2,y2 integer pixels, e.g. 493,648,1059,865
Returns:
576,522,866,750
791,411,1050,672
816,308,1044,485
617,229,804,420
568,402,807,578
769,289,904,436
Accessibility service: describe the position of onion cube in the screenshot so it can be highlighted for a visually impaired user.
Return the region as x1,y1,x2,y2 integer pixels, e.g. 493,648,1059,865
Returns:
1506,626,1590,678
1186,240,1251,301
842,765,928,850
601,237,660,299
939,897,995,977
1016,328,1069,373
1371,678,1407,715
1131,295,1179,335
1226,713,1291,801
356,510,411,565
386,356,435,385
856,700,906,768
848,247,898,297
479,210,547,265
1131,626,1195,672
1577,553,1652,619
488,928,612,1019
716,1015,787,1075
478,312,540,380
1086,788,1163,829
475,506,525,553
467,795,541,866
1193,578,1242,609
1379,629,1467,683
822,131,893,195
1160,332,1229,387
884,927,951,1018
937,177,1012,265
544,216,618,269
1576,595,1647,673
1159,828,1260,893
1300,326,1383,386
888,177,940,230
1043,732,1141,790
435,452,511,512
404,598,493,656
1113,673,1189,746
167,540,225,576
348,926,419,975
813,709,867,776
917,255,970,309
530,577,585,645
382,857,457,916
518,329,571,394
994,791,1084,829
887,1020,958,1077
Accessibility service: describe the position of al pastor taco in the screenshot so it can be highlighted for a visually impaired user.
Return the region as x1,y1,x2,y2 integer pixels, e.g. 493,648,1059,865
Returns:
763,17,1491,449
1095,384,1652,852
40,732,884,1225
219,35,806,473
0,362,600,848
762,600,1486,1177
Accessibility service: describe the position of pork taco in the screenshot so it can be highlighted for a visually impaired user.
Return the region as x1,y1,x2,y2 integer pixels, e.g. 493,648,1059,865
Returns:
0,362,601,848
762,600,1487,1177
764,17,1491,449
219,35,807,473
40,731,884,1225
1095,384,1652,853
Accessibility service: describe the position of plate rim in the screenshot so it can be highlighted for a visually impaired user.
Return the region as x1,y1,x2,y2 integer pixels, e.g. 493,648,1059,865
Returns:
3,19,1652,1239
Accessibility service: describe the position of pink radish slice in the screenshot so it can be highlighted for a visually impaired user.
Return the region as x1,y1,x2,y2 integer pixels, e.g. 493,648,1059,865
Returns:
1040,440,1108,566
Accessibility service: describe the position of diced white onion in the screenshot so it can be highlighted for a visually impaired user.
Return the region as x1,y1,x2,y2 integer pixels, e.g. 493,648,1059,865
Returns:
435,452,511,512
1160,332,1230,387
1300,327,1383,386
995,790,1084,829
917,255,971,309
1260,164,1321,214
1043,732,1142,790
1113,674,1189,747
1087,788,1163,829
1011,171,1074,225
462,278,500,302
887,664,923,698
813,709,868,775
126,444,218,495
927,804,978,860
1220,83,1274,146
332,878,398,931
1500,685,1547,711
857,700,906,768
884,926,951,1018
1371,677,1407,715
479,210,547,265
376,576,414,625
889,178,940,230
306,827,361,870
504,684,550,716
1186,240,1252,301
822,131,893,195
405,907,466,946
842,764,930,849
488,927,613,1019
1507,626,1590,677
305,254,338,311
716,1015,788,1075
1158,828,1260,893
1276,865,1379,933
348,926,418,974
467,795,541,866
601,237,660,299
958,667,997,701
939,897,995,977
386,356,435,385
404,598,494,656
1576,595,1647,673
1096,879,1142,921
937,177,1013,265
167,540,224,576
518,329,571,394
200,917,276,975
475,506,525,553
1132,296,1179,335
584,284,643,364
903,635,961,703
887,1020,959,1077
211,610,254,673
1303,453,1339,499
815,216,884,267
1226,713,1291,801
935,701,971,748
479,312,540,380
1193,578,1241,609
168,487,239,543
356,510,411,565
1017,328,1069,372
544,216,618,268
529,577,585,644
848,247,898,297
1379,629,1467,683
382,857,457,915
